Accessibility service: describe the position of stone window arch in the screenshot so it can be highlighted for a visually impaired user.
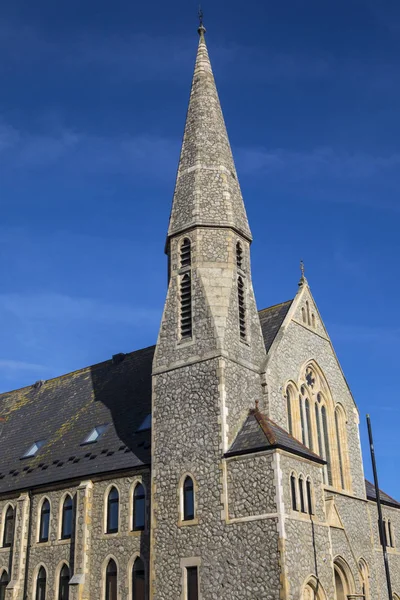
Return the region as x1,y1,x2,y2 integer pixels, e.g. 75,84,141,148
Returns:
359,558,370,600
302,306,307,324
302,576,327,600
131,556,145,600
306,477,314,515
38,497,51,543
333,556,355,600
299,475,306,513
334,404,351,490
290,472,298,511
103,557,118,600
285,385,294,436
2,503,15,548
0,569,9,600
105,485,120,534
57,562,70,600
132,482,146,532
34,565,47,600
59,493,73,540
179,473,198,525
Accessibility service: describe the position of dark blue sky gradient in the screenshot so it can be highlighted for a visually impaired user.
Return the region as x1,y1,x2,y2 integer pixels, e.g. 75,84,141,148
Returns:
0,0,399,496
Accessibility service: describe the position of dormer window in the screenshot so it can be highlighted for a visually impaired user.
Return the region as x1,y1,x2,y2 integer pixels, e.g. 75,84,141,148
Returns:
22,440,46,459
81,424,108,445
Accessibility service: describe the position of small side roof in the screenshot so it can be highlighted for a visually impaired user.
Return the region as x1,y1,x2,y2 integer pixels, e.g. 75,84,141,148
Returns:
365,479,400,509
259,300,293,352
226,408,326,464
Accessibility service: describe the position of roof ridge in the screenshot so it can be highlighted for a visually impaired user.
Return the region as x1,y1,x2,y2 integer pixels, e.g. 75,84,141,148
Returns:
365,479,400,505
251,409,277,444
258,300,293,314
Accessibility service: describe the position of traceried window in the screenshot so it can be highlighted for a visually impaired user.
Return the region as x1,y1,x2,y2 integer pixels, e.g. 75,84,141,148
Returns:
0,571,9,600
36,567,47,600
183,476,195,521
61,495,73,540
133,484,145,532
58,564,70,600
132,557,145,600
105,560,117,600
299,395,306,446
3,506,14,547
39,499,50,543
107,488,119,534
286,388,293,435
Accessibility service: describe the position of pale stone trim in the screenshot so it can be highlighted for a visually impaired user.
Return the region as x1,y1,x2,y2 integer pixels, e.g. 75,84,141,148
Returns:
226,512,279,525
177,473,199,527
302,575,328,599
127,552,148,600
129,479,148,533
36,495,51,544
273,452,286,539
57,491,73,541
54,559,70,600
152,348,262,376
103,483,121,535
101,554,121,600
31,562,48,600
180,557,202,600
0,501,15,548
333,555,356,594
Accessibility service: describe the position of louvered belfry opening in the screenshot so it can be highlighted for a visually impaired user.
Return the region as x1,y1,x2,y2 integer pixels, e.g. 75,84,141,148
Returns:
181,273,192,339
238,276,246,340
180,238,192,268
236,242,243,269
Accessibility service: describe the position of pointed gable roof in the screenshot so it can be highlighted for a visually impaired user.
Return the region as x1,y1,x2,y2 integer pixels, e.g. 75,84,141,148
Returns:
167,27,252,243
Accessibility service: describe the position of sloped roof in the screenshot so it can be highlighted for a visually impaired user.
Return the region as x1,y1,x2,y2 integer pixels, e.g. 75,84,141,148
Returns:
259,300,292,352
226,409,326,464
365,479,400,509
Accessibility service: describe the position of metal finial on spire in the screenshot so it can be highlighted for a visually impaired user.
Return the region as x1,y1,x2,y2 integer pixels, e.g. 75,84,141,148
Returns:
298,259,307,287
198,5,206,36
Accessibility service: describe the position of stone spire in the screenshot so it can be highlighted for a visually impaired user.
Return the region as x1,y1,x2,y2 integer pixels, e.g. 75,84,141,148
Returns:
167,25,252,245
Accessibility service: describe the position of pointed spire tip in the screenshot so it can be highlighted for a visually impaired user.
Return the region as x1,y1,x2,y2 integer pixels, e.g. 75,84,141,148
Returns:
198,5,206,37
298,259,308,287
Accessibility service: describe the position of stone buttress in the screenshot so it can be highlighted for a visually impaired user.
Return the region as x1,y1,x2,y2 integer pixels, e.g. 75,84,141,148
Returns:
150,26,281,599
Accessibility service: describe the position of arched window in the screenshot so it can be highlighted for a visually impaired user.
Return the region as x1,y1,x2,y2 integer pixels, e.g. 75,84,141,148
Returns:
315,404,322,457
301,307,307,323
388,520,394,548
299,477,305,513
299,396,306,446
286,389,293,435
132,557,145,600
359,559,370,600
180,273,192,339
183,476,195,521
335,409,345,489
107,488,119,534
236,242,243,269
58,564,70,600
311,314,316,328
0,571,9,600
321,406,332,486
105,560,117,600
306,479,313,515
39,499,50,543
36,567,47,600
180,238,191,268
3,506,14,547
237,276,246,340
133,484,145,532
290,474,297,511
305,398,313,450
61,496,73,540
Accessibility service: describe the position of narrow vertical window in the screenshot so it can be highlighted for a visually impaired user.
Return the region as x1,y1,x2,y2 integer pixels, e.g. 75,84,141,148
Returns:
286,389,293,435
302,307,306,323
36,567,47,600
180,238,191,268
306,479,313,515
39,499,50,543
180,273,192,339
107,487,119,534
299,396,306,446
305,398,313,450
299,478,305,513
183,476,195,521
3,506,14,547
132,557,145,600
388,521,394,548
321,406,332,486
315,404,322,457
186,566,199,600
0,571,9,600
61,496,73,540
290,475,297,511
238,276,246,340
335,409,345,489
380,519,388,547
105,560,117,600
58,564,70,600
133,484,146,531
236,242,243,269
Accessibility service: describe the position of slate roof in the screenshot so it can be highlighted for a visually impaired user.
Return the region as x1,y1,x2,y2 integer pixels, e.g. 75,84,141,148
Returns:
226,409,326,464
259,301,292,352
365,480,400,509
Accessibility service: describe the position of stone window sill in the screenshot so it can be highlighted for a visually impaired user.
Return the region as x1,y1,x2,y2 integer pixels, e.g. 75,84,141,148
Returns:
178,518,199,528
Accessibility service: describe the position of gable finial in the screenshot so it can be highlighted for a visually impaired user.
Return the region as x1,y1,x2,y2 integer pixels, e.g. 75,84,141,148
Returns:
198,5,206,36
299,259,308,287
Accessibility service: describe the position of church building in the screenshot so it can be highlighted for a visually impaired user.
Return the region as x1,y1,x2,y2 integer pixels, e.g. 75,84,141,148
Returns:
0,22,399,600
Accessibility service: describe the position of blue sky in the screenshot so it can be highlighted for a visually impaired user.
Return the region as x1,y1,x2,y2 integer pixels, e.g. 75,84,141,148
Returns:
1,0,399,497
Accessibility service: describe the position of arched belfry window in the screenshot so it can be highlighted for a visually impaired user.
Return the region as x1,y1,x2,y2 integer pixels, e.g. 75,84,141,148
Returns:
3,505,14,547
132,557,145,600
183,476,195,521
133,483,145,532
58,564,70,600
107,487,119,534
238,276,247,340
236,242,243,269
105,560,117,600
61,495,73,540
180,273,192,339
39,499,50,543
0,571,9,600
180,238,191,268
36,567,47,600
